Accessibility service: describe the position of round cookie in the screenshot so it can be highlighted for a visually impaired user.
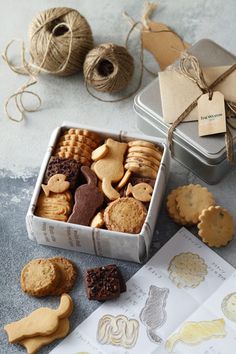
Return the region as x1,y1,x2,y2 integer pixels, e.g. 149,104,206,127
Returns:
21,259,59,297
128,140,157,149
128,146,162,161
125,161,157,179
125,156,159,170
127,152,160,166
49,257,77,296
104,197,147,234
166,187,190,225
198,206,234,247
175,184,215,224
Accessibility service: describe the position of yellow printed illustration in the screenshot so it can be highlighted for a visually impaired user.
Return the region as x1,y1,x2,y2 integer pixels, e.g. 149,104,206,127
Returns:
168,252,208,288
96,314,139,349
221,292,236,322
165,319,226,354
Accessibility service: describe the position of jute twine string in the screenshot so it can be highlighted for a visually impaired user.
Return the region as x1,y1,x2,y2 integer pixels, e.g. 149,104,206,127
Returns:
2,7,93,122
168,53,236,162
86,2,186,103
84,21,144,103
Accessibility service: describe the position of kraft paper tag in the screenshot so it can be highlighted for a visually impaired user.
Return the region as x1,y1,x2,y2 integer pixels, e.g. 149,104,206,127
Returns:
159,65,236,123
141,21,189,70
198,91,226,136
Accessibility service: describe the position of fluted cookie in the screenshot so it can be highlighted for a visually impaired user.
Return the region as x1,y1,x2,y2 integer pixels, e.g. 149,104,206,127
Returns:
166,187,191,225
104,197,147,234
198,206,234,247
21,259,59,297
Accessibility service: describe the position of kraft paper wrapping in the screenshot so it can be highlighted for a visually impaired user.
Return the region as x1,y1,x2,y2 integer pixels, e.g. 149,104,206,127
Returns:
159,65,236,123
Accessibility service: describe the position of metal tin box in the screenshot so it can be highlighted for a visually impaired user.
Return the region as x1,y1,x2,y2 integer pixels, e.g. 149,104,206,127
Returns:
134,39,236,184
26,122,170,263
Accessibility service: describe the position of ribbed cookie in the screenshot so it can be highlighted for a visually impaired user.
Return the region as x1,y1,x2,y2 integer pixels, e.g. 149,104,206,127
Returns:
21,259,59,297
49,257,77,295
104,197,147,234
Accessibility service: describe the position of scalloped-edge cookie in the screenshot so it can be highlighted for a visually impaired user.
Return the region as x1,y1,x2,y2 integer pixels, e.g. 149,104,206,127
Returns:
166,187,190,225
198,206,234,247
176,184,215,224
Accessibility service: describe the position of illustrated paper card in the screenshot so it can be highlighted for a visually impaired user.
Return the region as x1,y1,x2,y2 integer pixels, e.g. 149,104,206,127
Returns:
50,228,236,354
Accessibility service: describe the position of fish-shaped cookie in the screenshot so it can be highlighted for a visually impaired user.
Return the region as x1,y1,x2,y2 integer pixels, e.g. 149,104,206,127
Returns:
41,174,70,197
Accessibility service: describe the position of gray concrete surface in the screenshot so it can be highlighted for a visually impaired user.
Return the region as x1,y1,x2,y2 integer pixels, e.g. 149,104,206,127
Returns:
0,0,236,353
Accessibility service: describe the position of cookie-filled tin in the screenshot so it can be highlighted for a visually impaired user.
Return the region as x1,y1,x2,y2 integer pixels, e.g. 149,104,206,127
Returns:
134,39,236,184
26,122,170,263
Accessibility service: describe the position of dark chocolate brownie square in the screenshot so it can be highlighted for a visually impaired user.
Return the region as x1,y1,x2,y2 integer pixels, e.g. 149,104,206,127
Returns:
44,156,81,190
84,264,126,301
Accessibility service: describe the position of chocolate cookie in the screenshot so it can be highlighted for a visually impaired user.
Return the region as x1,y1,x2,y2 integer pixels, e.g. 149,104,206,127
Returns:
84,264,126,301
44,157,81,190
68,166,104,226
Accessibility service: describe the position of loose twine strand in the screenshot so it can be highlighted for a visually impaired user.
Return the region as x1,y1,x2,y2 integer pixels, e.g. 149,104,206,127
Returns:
2,22,73,122
168,54,236,162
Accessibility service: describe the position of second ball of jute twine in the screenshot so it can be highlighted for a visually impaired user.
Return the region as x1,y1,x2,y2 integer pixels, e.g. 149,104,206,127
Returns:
83,43,134,93
29,7,93,76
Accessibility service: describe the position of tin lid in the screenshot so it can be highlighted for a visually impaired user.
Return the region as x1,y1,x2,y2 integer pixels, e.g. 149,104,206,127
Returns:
134,39,236,164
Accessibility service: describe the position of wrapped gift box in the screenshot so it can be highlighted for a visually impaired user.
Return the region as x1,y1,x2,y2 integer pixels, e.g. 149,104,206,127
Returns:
134,39,236,184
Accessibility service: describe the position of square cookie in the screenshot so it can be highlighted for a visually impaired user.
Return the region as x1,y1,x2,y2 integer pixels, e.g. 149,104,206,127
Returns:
84,264,126,301
44,156,81,190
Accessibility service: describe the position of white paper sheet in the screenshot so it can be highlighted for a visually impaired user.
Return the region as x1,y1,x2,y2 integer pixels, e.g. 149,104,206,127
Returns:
50,227,236,354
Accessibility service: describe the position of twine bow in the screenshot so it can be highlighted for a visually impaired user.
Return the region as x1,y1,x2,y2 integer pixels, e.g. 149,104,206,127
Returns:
168,53,236,163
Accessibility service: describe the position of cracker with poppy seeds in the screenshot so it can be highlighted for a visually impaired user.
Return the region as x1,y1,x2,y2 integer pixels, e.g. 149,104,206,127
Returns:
84,264,126,301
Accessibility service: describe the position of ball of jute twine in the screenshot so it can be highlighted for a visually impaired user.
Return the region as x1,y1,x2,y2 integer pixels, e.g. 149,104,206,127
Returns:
83,43,134,93
2,7,93,122
29,7,93,76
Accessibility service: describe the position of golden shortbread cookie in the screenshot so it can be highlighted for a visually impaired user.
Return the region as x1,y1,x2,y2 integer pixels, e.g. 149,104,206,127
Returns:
91,144,109,161
198,206,234,247
124,161,157,179
125,156,159,170
59,134,98,149
128,146,162,161
41,174,70,197
166,187,190,225
55,152,91,166
4,294,73,343
117,169,132,190
104,197,147,234
55,146,91,160
56,140,93,154
127,151,160,166
90,211,105,228
35,191,72,222
176,184,215,224
128,140,157,149
20,317,70,354
21,259,59,297
93,139,127,200
67,128,101,143
49,257,77,296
